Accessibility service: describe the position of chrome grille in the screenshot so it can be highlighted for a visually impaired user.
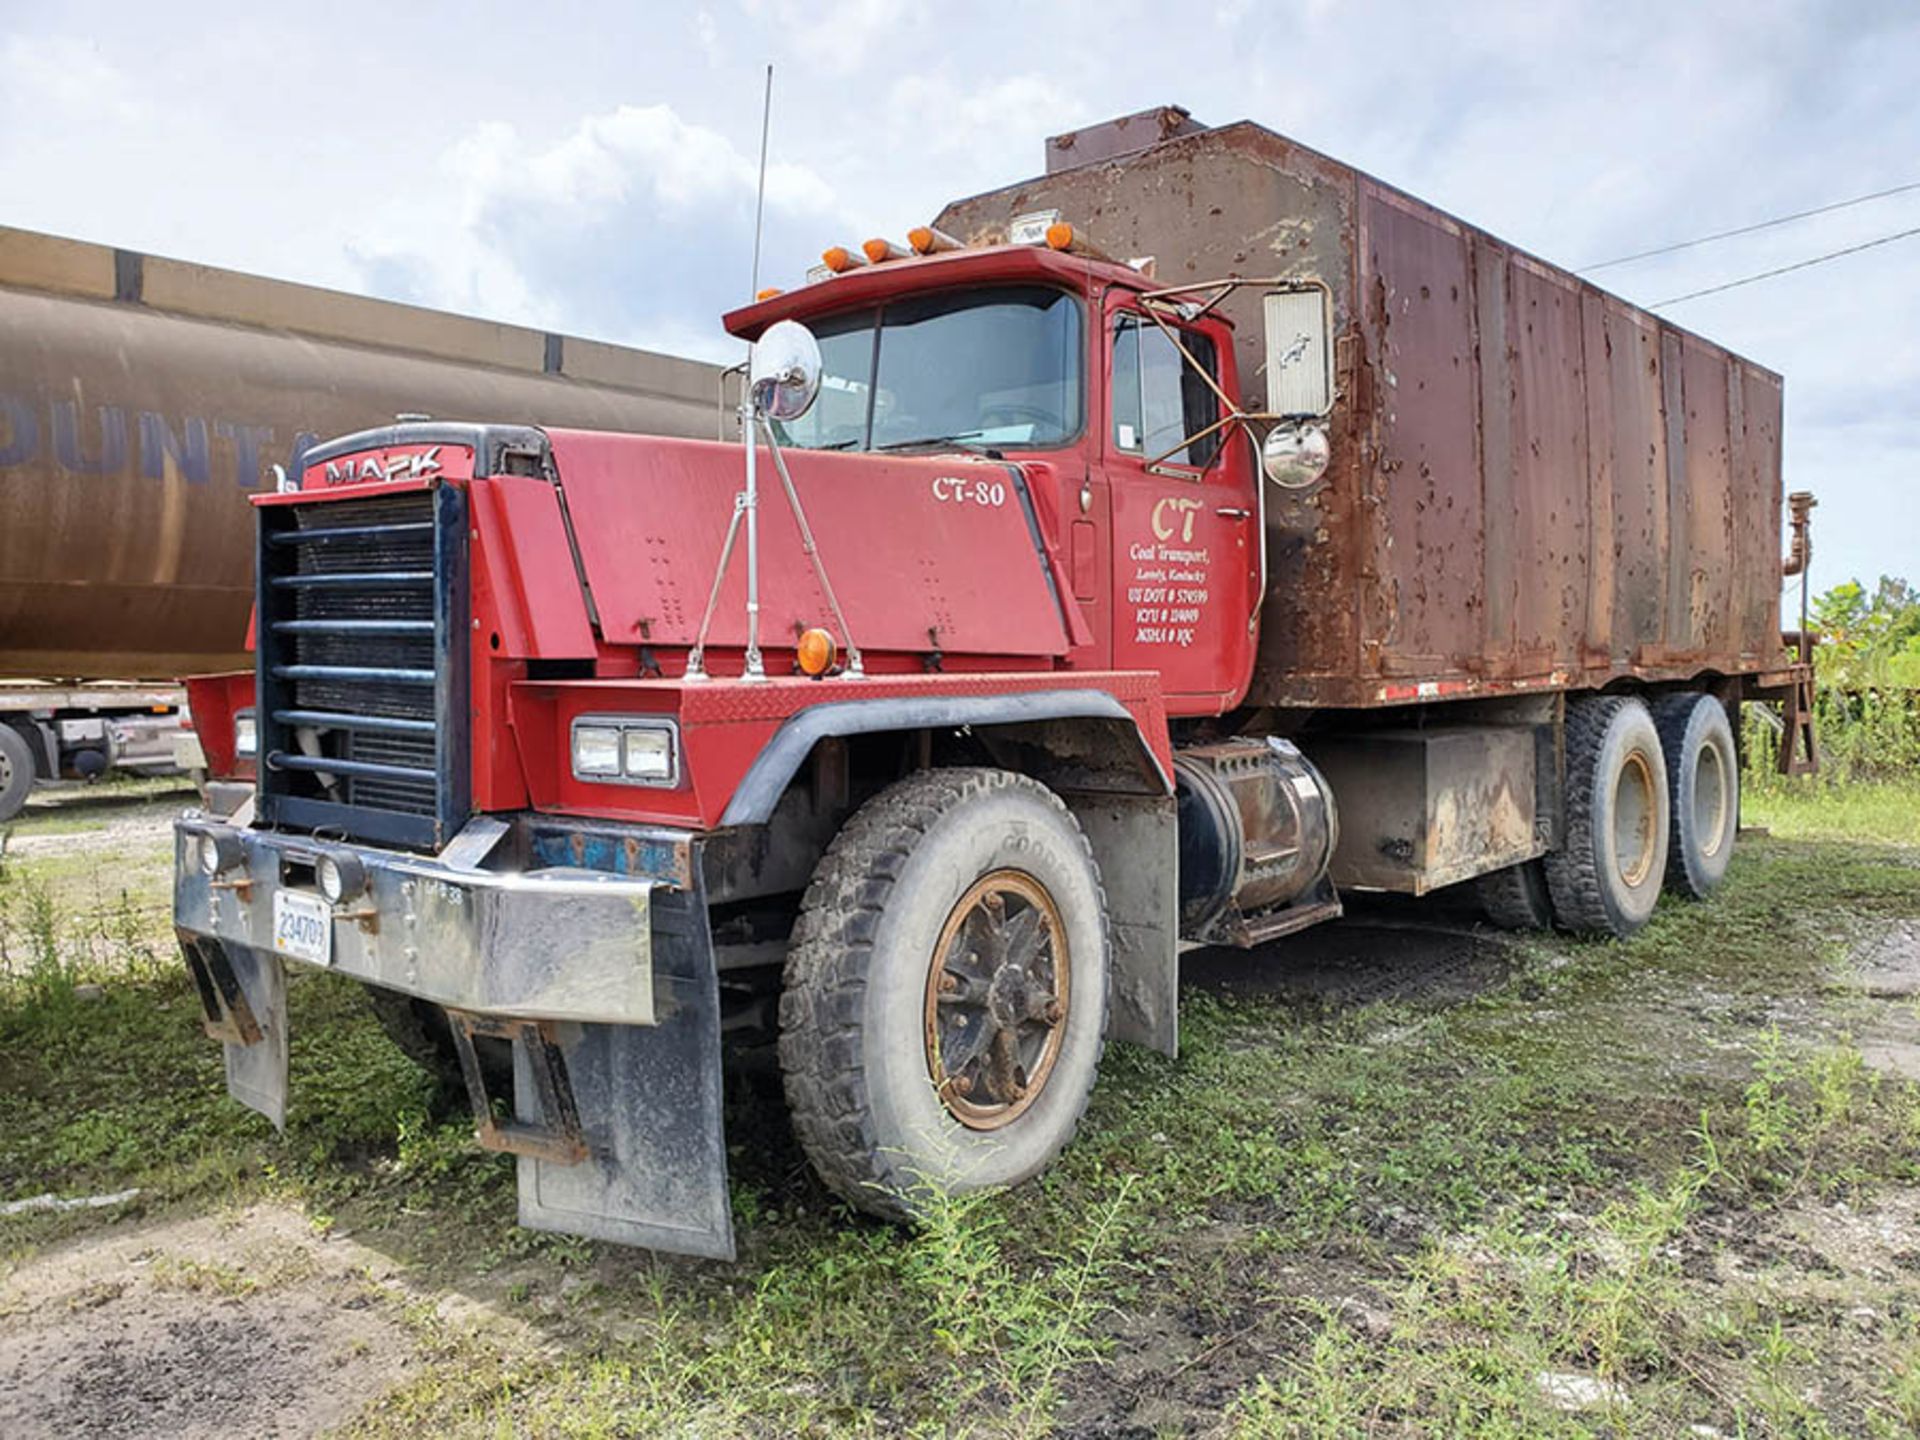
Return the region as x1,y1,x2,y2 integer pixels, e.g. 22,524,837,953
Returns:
255,486,468,849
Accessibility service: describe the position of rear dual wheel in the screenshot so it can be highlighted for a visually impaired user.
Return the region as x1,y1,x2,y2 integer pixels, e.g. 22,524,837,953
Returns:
1546,696,1671,938
778,768,1109,1220
1544,691,1739,937
1654,693,1738,899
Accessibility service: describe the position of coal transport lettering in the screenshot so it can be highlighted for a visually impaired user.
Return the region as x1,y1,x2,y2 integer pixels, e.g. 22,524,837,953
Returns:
1130,497,1214,649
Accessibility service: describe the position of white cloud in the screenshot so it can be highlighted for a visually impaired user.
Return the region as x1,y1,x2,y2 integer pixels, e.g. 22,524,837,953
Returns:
350,102,844,360
0,33,142,121
887,72,1081,164
747,0,908,74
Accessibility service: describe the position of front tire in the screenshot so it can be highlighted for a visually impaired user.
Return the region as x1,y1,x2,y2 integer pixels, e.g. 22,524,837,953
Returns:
1545,696,1670,938
1654,693,1738,898
779,768,1109,1220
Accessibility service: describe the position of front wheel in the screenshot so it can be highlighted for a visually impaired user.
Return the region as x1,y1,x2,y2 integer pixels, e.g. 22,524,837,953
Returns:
778,768,1109,1219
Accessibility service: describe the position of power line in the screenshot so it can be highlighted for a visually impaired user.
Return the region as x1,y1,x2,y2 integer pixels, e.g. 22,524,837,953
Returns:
1650,223,1920,307
1580,177,1920,272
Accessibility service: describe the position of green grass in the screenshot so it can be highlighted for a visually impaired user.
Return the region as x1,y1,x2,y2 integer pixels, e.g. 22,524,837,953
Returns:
1745,775,1920,846
4,775,1920,1435
1,772,197,839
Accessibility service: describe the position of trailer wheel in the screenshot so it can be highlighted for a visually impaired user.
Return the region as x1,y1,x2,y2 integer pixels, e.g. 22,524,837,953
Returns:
1653,693,1738,898
779,768,1109,1220
1545,696,1670,938
0,725,34,823
1472,858,1554,930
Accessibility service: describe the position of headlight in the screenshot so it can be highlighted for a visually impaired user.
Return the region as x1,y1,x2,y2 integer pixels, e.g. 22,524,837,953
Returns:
234,711,257,758
623,727,674,781
571,717,679,787
316,851,366,904
194,829,244,875
572,724,623,777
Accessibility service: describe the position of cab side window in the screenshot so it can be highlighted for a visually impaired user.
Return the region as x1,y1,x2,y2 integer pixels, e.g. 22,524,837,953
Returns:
1111,314,1222,468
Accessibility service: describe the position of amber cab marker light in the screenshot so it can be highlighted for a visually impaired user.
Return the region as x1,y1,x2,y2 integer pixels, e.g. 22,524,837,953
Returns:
796,627,838,677
861,238,910,264
755,286,784,301
821,245,869,273
1045,221,1075,251
907,226,961,255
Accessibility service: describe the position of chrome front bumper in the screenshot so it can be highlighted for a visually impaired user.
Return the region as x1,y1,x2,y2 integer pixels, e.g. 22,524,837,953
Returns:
170,812,736,1260
172,816,660,1026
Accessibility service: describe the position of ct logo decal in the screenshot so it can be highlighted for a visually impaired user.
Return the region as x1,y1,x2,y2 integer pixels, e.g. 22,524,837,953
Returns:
1151,496,1203,543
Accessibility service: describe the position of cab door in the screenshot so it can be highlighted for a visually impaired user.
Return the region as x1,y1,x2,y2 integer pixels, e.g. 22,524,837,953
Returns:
1099,294,1259,711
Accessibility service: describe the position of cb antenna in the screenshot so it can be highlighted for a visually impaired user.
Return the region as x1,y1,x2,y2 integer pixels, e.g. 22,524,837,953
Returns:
749,63,773,299
686,63,778,687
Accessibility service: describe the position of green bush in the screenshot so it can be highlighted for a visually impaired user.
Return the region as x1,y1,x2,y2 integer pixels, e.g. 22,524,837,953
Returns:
1748,575,1920,788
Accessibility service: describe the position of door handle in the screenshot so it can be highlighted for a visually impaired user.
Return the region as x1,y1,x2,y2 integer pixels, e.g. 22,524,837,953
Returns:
1215,507,1251,519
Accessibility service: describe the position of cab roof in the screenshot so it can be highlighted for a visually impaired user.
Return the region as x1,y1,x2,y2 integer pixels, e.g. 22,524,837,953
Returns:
721,243,1158,342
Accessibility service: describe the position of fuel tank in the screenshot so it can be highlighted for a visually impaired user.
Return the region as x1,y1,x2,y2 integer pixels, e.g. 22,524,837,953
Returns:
0,226,729,680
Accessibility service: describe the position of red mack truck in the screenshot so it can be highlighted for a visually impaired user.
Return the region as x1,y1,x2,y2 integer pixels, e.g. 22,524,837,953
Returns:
172,109,1816,1260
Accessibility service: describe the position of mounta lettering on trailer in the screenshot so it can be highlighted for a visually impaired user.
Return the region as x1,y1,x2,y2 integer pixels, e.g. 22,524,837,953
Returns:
0,391,316,488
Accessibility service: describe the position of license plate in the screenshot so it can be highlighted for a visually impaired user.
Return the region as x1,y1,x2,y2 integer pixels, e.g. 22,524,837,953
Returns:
272,888,333,966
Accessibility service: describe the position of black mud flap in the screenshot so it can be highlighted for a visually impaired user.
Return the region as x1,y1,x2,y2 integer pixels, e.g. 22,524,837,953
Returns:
181,934,289,1130
511,886,735,1260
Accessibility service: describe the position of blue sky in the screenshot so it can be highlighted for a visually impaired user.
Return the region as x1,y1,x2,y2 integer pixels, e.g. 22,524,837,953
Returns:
3,0,1914,591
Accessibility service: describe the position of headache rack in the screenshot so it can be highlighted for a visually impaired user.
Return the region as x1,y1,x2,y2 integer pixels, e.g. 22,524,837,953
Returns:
253,482,470,849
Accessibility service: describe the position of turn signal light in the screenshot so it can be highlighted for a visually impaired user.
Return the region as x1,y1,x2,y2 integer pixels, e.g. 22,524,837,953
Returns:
907,226,961,255
861,238,909,264
796,627,838,677
821,245,869,273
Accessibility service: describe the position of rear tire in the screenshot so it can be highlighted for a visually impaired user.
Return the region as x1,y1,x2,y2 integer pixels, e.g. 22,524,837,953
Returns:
779,768,1109,1220
1472,858,1554,931
0,725,34,824
1653,693,1738,898
1545,696,1670,938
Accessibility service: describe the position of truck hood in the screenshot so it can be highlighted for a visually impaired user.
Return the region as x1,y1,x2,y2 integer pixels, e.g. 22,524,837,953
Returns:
544,431,1076,660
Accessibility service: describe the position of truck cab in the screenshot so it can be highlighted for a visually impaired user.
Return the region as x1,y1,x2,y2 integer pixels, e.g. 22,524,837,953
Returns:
729,240,1264,711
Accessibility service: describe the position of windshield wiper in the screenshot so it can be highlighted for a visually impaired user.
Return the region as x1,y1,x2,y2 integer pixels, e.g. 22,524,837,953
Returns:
872,430,989,453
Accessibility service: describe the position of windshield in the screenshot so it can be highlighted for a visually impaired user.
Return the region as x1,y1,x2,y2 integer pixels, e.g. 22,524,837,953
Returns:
774,285,1084,453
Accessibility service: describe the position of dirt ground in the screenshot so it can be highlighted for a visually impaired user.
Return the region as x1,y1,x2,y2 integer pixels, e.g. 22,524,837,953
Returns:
0,1206,416,1438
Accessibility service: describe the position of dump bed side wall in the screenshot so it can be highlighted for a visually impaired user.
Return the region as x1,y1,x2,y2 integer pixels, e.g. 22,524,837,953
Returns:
936,124,1786,708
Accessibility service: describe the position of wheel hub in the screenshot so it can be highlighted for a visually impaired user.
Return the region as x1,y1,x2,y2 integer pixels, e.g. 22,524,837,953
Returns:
924,869,1069,1131
1695,741,1729,857
1613,750,1657,888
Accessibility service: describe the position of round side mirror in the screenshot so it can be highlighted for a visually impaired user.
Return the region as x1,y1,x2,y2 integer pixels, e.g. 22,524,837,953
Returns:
1262,422,1331,490
749,320,823,422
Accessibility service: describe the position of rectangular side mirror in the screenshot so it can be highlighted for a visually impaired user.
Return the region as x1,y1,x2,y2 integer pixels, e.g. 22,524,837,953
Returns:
1263,285,1333,418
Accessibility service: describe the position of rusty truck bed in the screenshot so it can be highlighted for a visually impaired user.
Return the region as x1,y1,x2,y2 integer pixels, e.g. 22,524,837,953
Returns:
939,114,1789,709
